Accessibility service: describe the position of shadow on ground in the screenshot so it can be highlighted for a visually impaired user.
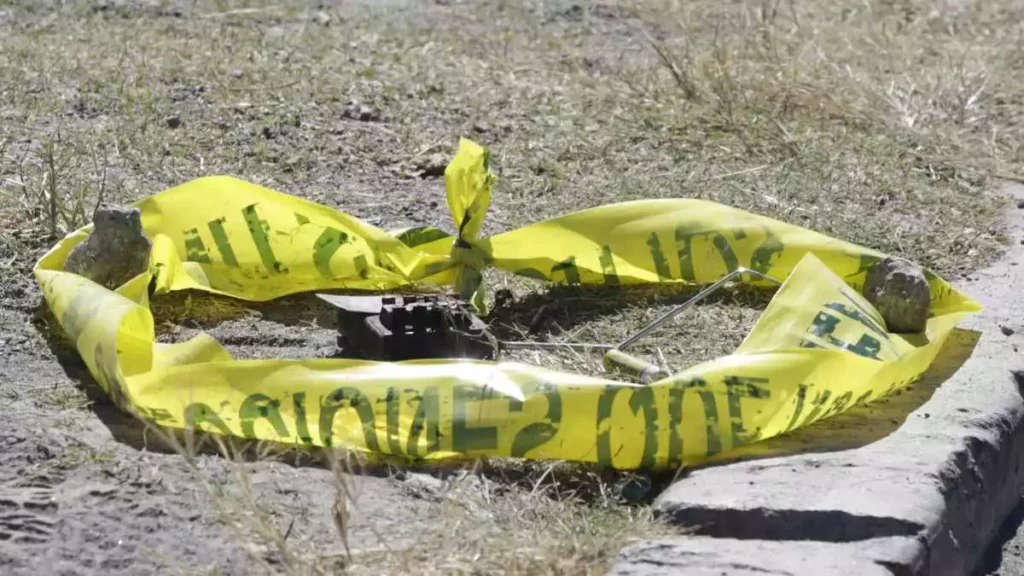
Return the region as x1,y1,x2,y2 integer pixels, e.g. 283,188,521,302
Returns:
975,497,1024,576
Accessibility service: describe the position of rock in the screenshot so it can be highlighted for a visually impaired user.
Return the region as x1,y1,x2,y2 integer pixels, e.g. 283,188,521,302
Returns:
413,153,448,179
229,69,244,79
165,115,182,129
863,257,931,333
1002,325,1015,336
401,472,444,500
63,206,152,290
494,288,514,309
561,4,584,20
620,474,655,503
342,102,380,122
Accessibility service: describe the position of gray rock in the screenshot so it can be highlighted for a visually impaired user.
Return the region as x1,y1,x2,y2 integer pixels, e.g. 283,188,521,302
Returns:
63,206,152,290
342,102,380,122
412,153,448,179
863,257,931,333
401,472,445,500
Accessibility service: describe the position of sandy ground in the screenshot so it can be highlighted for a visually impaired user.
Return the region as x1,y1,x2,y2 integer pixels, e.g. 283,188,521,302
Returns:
0,303,431,574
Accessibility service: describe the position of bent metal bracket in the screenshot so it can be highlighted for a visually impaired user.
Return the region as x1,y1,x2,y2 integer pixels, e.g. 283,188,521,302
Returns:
34,139,980,470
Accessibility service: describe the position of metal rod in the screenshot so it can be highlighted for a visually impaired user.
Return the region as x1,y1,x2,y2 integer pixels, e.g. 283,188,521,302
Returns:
615,267,782,351
498,341,614,352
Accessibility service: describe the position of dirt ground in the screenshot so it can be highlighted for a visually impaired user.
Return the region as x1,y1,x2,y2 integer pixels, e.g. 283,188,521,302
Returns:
2,0,1022,574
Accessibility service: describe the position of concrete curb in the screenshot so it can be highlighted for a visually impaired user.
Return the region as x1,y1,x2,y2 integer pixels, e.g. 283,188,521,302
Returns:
611,185,1024,576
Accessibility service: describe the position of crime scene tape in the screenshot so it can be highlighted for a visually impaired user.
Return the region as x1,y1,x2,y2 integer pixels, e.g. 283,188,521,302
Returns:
33,138,981,470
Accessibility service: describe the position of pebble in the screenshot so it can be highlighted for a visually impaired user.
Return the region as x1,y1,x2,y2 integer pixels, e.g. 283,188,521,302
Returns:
342,102,380,122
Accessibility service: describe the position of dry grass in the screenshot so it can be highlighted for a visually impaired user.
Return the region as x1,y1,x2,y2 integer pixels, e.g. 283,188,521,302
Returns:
145,425,677,576
2,0,1022,572
340,466,672,575
488,273,774,377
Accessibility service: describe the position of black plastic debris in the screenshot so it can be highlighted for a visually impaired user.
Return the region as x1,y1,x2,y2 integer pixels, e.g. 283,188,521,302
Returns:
317,293,495,361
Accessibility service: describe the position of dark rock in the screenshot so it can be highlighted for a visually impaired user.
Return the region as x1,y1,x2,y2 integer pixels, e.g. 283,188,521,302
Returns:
561,4,584,20
863,257,931,333
1002,325,1015,336
620,474,655,503
165,116,182,129
342,102,380,122
63,207,152,290
493,288,514,309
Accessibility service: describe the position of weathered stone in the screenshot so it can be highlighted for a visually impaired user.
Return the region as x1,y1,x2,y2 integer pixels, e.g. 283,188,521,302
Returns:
342,102,380,122
412,153,448,179
63,206,152,290
401,472,444,500
863,257,931,333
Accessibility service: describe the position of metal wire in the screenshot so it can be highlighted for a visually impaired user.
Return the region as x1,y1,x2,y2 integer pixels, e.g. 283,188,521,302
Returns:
498,341,614,352
499,267,782,354
615,267,782,350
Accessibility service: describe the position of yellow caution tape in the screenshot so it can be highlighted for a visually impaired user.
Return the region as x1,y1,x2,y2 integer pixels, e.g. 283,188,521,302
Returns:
33,139,980,470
